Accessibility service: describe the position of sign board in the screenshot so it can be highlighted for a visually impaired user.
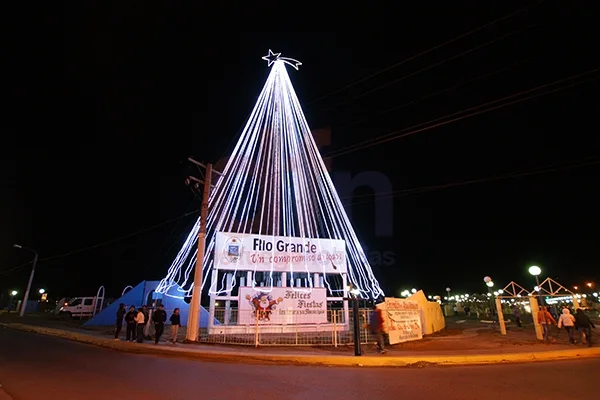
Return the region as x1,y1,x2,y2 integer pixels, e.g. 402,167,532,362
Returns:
214,232,346,274
238,287,328,325
379,298,422,344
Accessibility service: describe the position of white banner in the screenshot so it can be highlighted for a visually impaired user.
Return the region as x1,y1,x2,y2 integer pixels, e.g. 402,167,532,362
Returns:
238,287,328,325
380,298,423,344
215,232,347,274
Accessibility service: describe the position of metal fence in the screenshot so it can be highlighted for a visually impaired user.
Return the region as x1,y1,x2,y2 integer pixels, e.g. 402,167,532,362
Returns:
196,307,377,347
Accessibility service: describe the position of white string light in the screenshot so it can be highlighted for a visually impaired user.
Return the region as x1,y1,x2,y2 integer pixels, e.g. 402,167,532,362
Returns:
157,52,384,299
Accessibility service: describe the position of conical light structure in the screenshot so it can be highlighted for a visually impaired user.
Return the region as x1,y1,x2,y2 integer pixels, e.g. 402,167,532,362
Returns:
157,54,383,299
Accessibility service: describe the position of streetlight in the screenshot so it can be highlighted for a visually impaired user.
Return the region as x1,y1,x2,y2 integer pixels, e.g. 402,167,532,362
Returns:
38,289,45,294
528,265,542,291
13,244,39,317
346,285,362,356
528,265,547,326
586,282,593,288
484,277,494,316
411,288,417,294
9,290,17,313
446,287,451,299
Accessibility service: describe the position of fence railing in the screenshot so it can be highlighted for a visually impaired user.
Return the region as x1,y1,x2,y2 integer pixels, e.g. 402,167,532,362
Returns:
197,307,377,347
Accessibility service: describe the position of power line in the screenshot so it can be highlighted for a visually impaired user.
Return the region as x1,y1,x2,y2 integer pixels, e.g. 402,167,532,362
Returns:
4,158,595,276
346,58,531,128
343,158,600,206
0,209,200,276
320,24,536,113
306,1,544,106
325,68,599,159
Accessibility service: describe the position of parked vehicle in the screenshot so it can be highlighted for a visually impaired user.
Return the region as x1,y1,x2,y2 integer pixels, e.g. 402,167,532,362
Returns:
55,296,103,319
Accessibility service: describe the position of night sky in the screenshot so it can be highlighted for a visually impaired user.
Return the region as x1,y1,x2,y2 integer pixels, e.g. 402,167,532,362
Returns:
3,2,598,301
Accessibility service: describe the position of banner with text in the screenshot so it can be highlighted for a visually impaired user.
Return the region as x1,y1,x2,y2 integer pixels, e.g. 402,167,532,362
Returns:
380,298,423,344
215,232,347,274
238,287,328,325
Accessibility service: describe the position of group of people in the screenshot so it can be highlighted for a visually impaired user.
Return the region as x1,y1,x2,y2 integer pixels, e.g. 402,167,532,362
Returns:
537,306,595,346
114,303,182,344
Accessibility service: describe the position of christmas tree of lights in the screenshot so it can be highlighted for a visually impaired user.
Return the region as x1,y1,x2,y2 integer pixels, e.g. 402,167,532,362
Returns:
157,50,384,299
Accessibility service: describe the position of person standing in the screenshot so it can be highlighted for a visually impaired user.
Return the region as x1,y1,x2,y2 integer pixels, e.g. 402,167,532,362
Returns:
512,305,522,328
370,306,386,354
169,308,181,344
558,308,577,344
574,308,595,347
538,306,557,341
135,307,145,343
125,305,137,342
152,304,167,344
114,303,126,340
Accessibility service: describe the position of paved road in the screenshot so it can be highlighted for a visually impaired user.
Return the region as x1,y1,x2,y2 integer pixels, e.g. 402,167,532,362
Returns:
0,327,597,400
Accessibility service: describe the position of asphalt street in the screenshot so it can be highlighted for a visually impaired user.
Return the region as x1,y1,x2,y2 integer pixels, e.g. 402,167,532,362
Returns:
0,327,597,400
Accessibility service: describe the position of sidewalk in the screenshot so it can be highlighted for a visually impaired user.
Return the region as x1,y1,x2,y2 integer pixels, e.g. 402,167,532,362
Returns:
2,321,599,367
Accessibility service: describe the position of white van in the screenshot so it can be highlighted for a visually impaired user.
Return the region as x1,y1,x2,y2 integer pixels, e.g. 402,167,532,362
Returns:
56,297,99,318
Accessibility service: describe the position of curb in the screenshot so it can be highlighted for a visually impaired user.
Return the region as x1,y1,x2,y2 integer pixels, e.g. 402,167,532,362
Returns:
3,323,600,367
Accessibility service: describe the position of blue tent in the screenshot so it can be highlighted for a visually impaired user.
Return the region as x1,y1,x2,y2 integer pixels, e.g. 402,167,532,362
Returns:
83,280,217,327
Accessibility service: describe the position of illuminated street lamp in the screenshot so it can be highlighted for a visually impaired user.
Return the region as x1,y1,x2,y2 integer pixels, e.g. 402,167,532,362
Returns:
586,282,593,288
411,288,417,294
484,277,495,316
528,265,542,293
529,265,547,326
38,288,45,294
528,265,541,276
346,285,362,356
446,287,451,299
529,266,542,292
9,290,18,313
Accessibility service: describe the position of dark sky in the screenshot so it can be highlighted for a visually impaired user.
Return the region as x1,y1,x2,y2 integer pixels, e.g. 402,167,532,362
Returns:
3,2,598,300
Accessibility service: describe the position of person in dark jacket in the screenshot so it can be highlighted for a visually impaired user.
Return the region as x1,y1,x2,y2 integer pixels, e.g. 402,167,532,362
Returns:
114,303,126,340
370,306,386,354
152,304,167,344
125,306,137,342
575,309,596,347
169,308,181,344
512,305,522,328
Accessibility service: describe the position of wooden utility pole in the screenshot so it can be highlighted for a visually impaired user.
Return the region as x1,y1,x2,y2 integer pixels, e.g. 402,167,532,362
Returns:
185,158,219,342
